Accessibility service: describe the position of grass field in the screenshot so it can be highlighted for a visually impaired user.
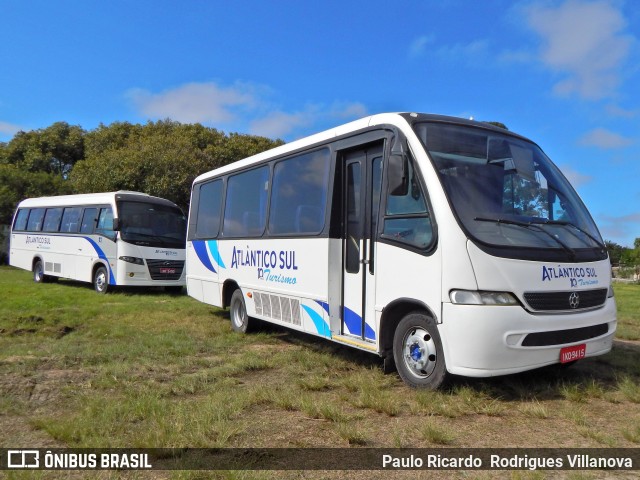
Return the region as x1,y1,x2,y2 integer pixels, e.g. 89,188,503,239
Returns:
1,266,639,479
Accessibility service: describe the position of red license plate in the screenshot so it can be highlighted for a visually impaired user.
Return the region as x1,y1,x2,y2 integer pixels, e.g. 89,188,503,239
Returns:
160,268,176,274
560,344,586,363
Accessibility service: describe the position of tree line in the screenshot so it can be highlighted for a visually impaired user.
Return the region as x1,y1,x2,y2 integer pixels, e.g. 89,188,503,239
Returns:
0,120,284,226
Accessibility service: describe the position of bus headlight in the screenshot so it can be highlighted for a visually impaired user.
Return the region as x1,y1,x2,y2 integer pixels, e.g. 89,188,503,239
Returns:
450,290,519,306
119,256,145,265
608,284,615,298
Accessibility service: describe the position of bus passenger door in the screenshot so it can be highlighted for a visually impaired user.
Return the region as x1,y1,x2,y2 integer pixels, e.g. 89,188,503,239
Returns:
342,143,383,342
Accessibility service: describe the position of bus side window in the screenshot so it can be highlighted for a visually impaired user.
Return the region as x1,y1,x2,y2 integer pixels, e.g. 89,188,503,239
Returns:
80,208,99,234
96,207,116,239
381,157,433,250
195,180,223,238
13,209,30,231
60,207,83,233
26,208,46,232
223,166,269,237
43,208,63,232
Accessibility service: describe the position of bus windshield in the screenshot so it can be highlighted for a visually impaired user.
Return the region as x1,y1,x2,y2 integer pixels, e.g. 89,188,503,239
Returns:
413,122,605,259
118,201,186,248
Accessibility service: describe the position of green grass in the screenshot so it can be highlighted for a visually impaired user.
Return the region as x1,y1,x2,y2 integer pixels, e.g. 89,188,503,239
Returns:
1,265,640,469
613,282,640,340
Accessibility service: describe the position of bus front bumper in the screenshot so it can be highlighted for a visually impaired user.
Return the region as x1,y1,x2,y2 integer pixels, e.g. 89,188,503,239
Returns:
439,298,617,377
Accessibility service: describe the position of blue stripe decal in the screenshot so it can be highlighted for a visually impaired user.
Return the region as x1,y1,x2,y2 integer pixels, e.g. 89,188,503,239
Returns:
301,304,331,338
83,237,116,285
193,240,216,273
342,306,376,341
206,240,226,269
315,300,330,315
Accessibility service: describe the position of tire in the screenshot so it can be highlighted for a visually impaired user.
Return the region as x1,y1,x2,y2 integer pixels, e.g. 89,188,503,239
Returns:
229,288,252,333
393,312,447,389
93,266,110,294
33,260,46,284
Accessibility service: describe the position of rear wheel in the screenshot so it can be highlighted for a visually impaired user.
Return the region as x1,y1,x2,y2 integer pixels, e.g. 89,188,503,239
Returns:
33,260,46,283
229,289,252,333
393,312,447,389
93,266,110,294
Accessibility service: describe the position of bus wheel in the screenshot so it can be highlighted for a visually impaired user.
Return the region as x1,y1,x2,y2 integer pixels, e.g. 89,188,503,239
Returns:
393,313,447,389
33,260,46,283
93,266,109,294
229,289,252,333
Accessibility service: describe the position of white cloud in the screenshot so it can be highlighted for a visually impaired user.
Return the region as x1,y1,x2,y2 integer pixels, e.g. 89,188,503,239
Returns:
249,102,368,139
128,80,367,139
579,127,634,149
559,165,593,187
0,120,23,137
599,212,640,246
605,104,639,118
437,40,490,64
525,0,634,99
127,82,257,124
249,111,312,139
409,35,434,58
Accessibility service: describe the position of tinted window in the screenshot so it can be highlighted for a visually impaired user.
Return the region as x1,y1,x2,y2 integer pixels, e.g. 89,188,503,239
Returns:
223,166,269,237
42,208,63,232
60,207,83,233
26,208,45,232
196,180,223,238
382,157,433,249
13,209,29,231
80,208,98,234
96,207,115,238
269,149,330,235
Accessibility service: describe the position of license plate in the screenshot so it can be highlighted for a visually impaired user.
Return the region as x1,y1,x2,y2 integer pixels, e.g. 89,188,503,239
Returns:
560,344,586,363
160,268,176,274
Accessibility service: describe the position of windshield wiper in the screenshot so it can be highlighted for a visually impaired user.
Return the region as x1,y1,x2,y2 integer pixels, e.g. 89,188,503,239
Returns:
474,217,577,260
539,220,605,250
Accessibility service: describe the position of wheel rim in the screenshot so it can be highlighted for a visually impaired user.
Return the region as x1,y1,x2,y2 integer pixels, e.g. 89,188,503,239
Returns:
95,270,107,292
34,264,43,282
402,326,437,379
231,296,246,329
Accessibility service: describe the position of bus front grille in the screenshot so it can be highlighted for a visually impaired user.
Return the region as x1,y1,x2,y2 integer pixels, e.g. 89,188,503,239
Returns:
146,259,184,280
523,288,607,312
521,323,609,347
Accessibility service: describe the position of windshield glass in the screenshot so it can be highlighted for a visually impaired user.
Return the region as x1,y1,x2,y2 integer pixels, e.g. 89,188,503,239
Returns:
118,201,186,248
414,122,604,257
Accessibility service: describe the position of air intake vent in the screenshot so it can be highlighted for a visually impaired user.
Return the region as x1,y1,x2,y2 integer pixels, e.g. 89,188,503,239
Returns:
523,288,607,312
146,259,184,280
252,291,301,326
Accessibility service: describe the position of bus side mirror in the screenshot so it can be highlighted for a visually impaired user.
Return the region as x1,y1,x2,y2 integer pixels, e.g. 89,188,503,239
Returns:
112,218,121,231
388,153,408,196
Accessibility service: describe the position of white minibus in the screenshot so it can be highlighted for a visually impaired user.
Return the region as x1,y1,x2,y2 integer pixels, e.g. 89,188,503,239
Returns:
185,113,616,388
10,191,186,293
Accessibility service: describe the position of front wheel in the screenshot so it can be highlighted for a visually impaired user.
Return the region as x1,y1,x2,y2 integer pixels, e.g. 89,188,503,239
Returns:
229,289,252,333
393,312,447,389
93,266,110,294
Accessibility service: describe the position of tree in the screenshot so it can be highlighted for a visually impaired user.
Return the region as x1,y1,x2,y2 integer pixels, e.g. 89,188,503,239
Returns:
1,122,85,178
605,240,626,266
71,120,283,211
0,164,71,224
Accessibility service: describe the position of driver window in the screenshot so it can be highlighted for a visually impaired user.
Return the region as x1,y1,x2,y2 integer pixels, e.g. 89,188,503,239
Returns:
382,157,433,249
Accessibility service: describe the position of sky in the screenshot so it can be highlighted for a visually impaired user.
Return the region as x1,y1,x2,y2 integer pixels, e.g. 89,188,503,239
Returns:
0,0,638,246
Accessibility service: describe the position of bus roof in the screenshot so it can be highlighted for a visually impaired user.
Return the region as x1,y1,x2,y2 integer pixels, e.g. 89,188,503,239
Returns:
192,112,529,185
16,191,180,209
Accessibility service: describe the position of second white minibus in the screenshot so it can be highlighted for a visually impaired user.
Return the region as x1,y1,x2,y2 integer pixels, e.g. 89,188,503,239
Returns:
185,113,616,388
10,191,187,293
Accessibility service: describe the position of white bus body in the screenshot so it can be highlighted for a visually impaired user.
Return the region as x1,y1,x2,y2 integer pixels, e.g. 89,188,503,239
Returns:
186,113,616,388
10,191,186,293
